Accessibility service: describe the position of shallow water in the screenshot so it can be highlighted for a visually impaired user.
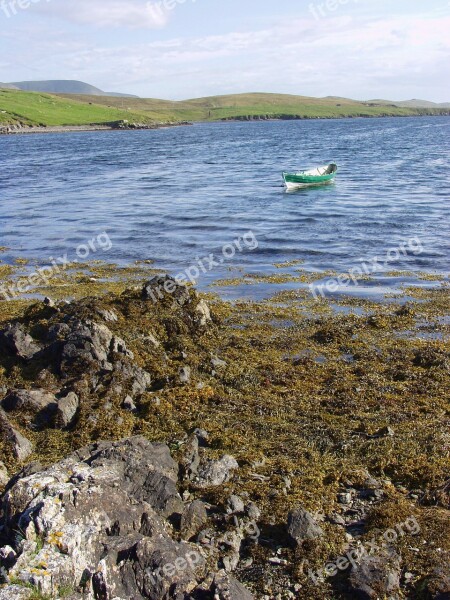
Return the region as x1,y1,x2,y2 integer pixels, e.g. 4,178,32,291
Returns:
1,117,449,299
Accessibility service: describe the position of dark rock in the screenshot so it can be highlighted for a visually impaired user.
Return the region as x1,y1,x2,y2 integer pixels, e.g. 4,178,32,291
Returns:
427,566,450,600
180,434,200,480
1,389,58,427
246,502,261,521
0,410,33,461
43,297,55,307
328,512,346,526
211,356,227,370
0,323,40,360
212,569,255,599
338,491,353,504
113,361,152,397
0,436,202,598
0,545,16,569
192,428,210,446
375,426,395,437
46,322,70,342
143,276,191,306
287,507,324,546
349,549,401,599
96,308,118,322
181,500,208,540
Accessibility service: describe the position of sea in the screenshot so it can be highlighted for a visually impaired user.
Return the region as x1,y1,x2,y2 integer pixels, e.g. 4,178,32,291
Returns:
1,116,449,300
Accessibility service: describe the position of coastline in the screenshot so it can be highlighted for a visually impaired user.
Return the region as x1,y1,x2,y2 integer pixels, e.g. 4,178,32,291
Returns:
1,112,448,135
0,121,191,135
0,269,448,599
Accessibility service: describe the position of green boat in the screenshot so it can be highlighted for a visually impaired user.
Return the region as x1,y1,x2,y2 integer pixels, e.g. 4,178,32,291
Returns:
283,163,338,189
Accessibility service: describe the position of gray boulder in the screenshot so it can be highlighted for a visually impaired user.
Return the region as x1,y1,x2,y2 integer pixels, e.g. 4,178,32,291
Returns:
0,409,33,461
0,436,199,599
122,395,137,412
143,276,191,307
194,455,239,488
55,391,79,428
0,586,32,599
0,323,40,359
181,500,208,541
349,549,401,599
213,569,255,599
59,319,118,373
426,566,450,600
179,434,200,480
0,461,9,487
287,506,324,546
1,389,58,427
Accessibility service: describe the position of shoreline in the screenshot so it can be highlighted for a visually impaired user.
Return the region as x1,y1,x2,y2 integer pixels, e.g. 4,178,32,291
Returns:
0,121,191,135
1,112,448,135
0,275,448,599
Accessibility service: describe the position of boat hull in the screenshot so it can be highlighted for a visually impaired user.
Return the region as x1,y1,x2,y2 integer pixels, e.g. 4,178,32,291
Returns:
284,178,336,190
283,163,337,189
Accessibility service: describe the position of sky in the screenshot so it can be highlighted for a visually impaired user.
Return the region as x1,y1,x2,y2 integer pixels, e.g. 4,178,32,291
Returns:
0,0,449,101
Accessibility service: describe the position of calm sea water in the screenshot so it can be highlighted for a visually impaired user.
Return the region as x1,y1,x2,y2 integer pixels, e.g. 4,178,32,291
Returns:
1,117,449,299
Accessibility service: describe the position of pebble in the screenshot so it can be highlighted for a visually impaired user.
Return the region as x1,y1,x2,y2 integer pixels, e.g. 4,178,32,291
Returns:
338,492,353,504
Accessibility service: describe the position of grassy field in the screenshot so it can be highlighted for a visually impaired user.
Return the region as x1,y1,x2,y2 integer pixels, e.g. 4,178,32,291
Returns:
0,89,158,127
1,89,449,128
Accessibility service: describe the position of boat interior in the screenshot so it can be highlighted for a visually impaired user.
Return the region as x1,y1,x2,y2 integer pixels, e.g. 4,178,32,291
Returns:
303,163,337,176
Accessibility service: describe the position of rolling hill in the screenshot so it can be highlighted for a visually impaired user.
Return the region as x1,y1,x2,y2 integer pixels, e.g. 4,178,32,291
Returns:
9,80,137,98
369,98,450,109
1,89,449,129
0,89,154,128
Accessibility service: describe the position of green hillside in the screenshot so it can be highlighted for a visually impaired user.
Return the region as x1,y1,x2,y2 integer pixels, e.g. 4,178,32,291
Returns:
1,89,449,129
0,89,158,127
60,91,450,121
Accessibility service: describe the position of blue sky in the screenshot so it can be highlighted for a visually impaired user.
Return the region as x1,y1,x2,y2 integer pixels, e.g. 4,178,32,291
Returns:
0,0,449,101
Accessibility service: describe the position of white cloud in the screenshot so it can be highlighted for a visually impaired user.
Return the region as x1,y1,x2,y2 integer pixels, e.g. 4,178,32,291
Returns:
35,0,170,29
2,9,449,100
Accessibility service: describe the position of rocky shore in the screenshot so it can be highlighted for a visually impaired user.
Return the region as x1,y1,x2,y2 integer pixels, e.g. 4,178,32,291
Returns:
0,121,191,135
0,276,448,599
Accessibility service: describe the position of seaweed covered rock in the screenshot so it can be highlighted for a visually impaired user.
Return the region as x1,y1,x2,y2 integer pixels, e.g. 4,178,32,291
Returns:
1,388,58,428
212,570,255,599
348,549,401,599
143,275,191,307
427,566,450,600
0,435,257,599
0,437,198,598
